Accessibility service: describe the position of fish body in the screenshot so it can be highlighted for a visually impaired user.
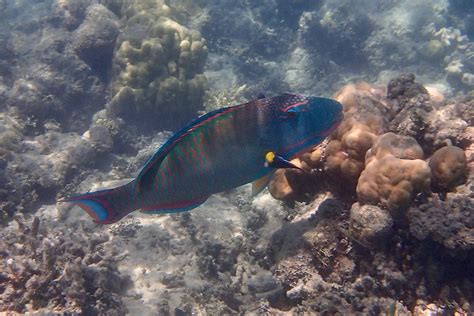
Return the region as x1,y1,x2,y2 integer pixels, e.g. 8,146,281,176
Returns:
63,93,343,224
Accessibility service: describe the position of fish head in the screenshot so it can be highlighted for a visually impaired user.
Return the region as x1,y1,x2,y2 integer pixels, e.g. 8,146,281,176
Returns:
275,94,343,158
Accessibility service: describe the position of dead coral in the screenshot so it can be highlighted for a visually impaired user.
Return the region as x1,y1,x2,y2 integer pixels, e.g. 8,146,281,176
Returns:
424,99,473,152
408,193,474,251
0,216,128,314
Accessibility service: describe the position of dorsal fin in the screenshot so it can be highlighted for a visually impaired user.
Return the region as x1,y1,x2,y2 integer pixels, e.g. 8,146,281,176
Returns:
133,104,243,193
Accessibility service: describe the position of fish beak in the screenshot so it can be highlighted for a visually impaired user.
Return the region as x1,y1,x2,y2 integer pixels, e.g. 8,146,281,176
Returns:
275,156,304,171
265,151,304,171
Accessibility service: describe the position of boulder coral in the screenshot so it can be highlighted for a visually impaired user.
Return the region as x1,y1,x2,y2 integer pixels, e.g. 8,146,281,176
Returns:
325,82,387,183
325,118,379,182
357,133,431,216
269,81,391,199
107,0,208,130
429,145,468,191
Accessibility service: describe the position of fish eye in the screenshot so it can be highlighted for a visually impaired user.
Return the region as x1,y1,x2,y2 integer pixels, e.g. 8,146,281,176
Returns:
279,110,298,121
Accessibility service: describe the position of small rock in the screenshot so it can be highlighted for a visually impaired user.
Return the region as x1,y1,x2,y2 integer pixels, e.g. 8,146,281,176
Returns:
88,125,113,152
349,203,393,247
72,4,119,72
247,271,278,294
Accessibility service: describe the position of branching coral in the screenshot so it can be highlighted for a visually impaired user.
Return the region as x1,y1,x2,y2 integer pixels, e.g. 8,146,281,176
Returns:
427,24,474,89
107,0,208,130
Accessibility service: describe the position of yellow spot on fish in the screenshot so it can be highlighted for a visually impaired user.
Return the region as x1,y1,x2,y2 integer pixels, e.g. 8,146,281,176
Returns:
265,151,275,167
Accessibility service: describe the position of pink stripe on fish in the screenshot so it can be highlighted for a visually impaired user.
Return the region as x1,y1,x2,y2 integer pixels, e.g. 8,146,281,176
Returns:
281,100,308,112
141,197,207,211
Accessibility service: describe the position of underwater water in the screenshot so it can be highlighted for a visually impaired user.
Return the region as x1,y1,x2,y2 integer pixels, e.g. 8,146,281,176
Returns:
0,0,473,314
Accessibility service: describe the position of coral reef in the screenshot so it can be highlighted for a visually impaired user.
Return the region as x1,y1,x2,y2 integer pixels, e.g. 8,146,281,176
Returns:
265,74,472,314
270,74,471,204
106,0,208,130
0,1,473,314
364,1,448,70
426,23,474,89
297,1,374,69
0,128,108,223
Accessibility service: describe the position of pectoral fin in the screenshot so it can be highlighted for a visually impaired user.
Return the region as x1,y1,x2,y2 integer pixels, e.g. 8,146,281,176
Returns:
251,172,274,196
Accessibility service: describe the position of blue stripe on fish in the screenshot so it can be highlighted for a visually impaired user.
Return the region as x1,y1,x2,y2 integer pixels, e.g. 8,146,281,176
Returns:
60,187,127,224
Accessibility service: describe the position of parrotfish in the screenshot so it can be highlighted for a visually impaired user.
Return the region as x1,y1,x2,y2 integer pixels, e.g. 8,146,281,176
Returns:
62,93,343,224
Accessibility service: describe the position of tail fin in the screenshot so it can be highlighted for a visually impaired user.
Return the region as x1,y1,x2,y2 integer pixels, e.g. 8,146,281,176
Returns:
60,182,136,224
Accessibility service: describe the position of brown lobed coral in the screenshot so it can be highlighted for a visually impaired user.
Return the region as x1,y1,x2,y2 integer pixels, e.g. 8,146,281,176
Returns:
270,74,471,227
357,133,431,216
429,145,468,191
325,82,388,184
268,81,390,200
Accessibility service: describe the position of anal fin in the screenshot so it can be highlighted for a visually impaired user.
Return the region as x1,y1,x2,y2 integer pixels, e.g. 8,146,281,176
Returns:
251,172,274,197
140,196,210,215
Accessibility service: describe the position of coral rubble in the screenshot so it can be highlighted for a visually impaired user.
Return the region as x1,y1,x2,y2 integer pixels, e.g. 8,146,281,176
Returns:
0,216,128,314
